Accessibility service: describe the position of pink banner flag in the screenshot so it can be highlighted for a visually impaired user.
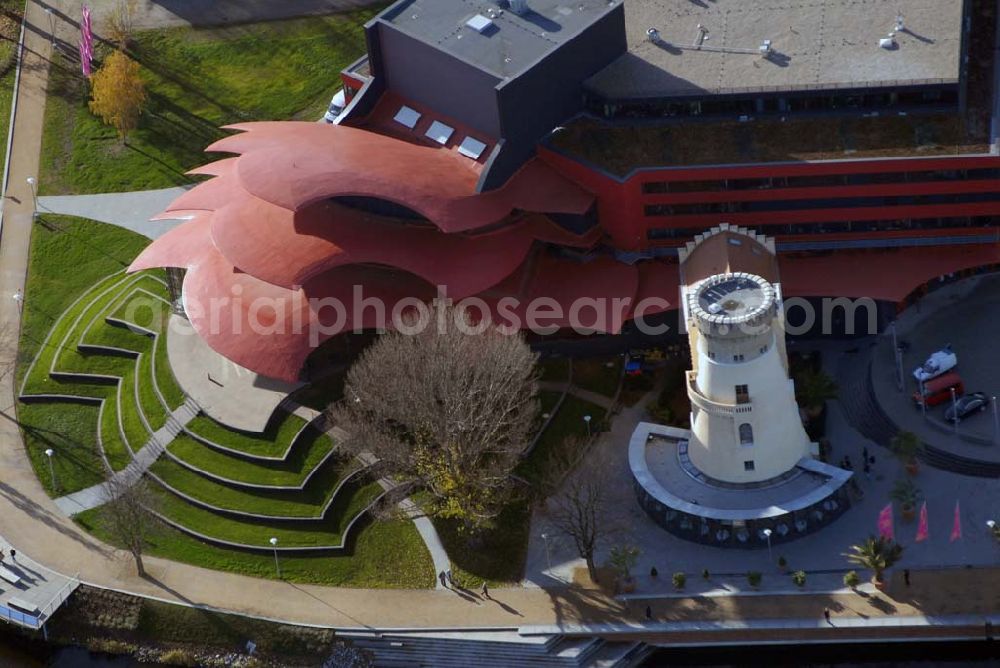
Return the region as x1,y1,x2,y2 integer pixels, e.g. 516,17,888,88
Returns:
80,5,93,76
877,502,894,540
79,40,90,77
915,501,929,542
950,500,962,542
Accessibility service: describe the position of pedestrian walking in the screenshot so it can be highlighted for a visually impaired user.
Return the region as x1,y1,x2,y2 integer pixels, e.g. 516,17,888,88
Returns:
863,461,871,480
862,446,869,463
446,570,454,587
481,582,490,599
650,566,658,578
903,569,910,586
439,571,448,588
9,549,15,563
823,608,831,624
645,605,652,621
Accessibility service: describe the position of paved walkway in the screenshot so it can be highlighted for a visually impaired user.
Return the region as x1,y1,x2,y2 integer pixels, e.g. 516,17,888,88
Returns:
167,314,302,432
538,381,615,411
38,188,188,240
53,398,199,516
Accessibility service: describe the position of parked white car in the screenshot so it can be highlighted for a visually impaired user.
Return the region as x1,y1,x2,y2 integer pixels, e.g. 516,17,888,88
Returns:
912,346,957,383
323,89,347,124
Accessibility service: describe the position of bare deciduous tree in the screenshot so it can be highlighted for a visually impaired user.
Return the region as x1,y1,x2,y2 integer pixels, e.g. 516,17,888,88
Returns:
99,476,159,577
105,0,137,48
329,308,538,531
545,448,621,582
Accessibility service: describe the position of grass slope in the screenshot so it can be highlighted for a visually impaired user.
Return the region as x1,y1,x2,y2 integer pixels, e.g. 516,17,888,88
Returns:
17,217,153,494
39,9,383,194
76,509,435,588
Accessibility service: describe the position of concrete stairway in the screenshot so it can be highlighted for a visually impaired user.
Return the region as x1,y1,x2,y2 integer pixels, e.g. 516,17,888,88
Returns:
342,630,649,668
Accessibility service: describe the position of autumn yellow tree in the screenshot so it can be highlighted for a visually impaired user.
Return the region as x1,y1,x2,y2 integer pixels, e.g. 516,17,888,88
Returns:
89,50,146,142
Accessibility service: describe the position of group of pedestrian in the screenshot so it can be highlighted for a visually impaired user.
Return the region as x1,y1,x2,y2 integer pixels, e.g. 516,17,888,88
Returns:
439,570,491,600
843,448,876,480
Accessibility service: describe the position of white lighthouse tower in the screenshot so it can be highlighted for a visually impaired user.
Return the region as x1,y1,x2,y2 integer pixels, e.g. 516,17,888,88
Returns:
680,225,815,484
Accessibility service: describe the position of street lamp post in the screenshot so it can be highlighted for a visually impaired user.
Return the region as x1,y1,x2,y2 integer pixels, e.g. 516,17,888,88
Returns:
992,397,999,445
950,386,958,433
762,528,773,564
894,346,904,393
45,8,55,46
26,177,37,217
269,537,281,578
540,532,552,573
44,448,56,491
583,414,592,438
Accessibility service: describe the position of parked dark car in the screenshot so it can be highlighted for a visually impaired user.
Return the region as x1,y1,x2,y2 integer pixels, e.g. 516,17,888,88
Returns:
944,392,989,423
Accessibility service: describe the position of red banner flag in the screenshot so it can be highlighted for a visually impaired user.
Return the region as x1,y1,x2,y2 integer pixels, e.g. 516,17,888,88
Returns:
915,501,929,542
877,502,894,540
950,500,962,542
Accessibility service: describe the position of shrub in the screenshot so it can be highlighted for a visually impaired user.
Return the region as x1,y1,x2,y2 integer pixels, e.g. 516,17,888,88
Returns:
159,649,198,667
608,545,641,580
843,570,861,588
747,571,762,588
672,572,686,589
791,570,807,587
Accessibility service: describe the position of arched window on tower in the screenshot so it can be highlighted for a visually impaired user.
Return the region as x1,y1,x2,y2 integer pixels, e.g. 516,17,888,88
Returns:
739,423,754,445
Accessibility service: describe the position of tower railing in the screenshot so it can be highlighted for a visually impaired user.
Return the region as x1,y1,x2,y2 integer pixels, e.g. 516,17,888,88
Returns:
687,371,754,416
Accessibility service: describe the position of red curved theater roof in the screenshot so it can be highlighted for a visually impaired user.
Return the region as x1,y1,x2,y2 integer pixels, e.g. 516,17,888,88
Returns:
131,121,644,381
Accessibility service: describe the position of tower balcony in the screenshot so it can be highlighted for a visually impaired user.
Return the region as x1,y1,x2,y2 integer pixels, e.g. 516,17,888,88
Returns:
686,371,753,417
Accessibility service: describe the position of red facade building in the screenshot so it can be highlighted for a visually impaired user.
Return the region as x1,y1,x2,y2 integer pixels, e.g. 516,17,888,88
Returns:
133,0,1000,381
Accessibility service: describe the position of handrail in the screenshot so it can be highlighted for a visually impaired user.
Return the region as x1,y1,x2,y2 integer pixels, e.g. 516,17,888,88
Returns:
686,371,753,416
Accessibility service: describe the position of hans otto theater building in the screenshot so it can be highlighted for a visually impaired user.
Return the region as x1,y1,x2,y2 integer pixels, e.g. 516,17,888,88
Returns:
133,0,999,383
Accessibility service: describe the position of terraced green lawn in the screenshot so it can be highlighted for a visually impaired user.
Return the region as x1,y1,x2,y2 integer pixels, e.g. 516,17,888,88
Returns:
76,510,435,588
19,216,434,587
150,481,382,548
40,8,385,195
185,409,308,458
18,217,155,493
149,455,363,519
166,427,336,487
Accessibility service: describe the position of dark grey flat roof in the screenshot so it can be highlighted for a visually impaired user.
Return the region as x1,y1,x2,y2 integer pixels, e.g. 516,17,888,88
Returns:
379,0,619,79
587,0,965,100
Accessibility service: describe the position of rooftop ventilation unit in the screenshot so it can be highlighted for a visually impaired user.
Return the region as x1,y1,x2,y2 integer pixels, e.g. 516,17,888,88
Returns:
647,27,660,43
879,35,896,49
466,14,494,33
759,39,772,57
509,0,529,16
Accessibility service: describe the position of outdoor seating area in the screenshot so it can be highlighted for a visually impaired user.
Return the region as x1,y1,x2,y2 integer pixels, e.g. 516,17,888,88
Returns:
629,423,854,549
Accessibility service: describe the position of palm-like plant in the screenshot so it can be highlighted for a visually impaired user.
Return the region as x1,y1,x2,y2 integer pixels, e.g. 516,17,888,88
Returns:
890,431,923,474
889,477,923,508
843,535,904,584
